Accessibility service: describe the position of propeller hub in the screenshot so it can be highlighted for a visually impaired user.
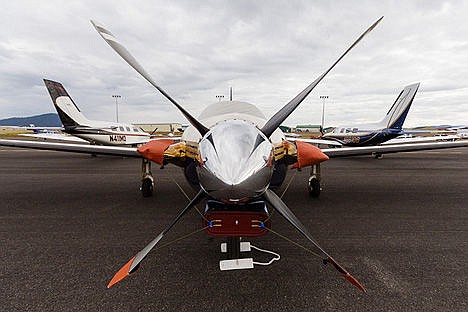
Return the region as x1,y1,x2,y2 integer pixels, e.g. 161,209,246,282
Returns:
197,120,273,201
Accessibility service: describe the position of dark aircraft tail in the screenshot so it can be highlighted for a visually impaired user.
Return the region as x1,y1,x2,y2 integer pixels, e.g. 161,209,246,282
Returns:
380,83,420,130
43,79,90,129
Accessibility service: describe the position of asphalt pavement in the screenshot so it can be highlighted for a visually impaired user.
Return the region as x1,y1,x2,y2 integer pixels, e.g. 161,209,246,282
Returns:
0,147,467,311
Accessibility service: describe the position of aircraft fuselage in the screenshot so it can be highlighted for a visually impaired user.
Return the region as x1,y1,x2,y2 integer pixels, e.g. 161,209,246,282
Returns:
323,128,402,146
65,126,150,146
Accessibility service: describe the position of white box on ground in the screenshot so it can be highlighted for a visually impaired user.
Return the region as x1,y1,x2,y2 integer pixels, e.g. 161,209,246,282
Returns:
220,242,251,253
219,258,254,271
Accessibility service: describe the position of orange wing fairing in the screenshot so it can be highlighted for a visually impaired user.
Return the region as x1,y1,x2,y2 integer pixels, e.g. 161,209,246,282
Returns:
137,139,175,165
292,140,329,168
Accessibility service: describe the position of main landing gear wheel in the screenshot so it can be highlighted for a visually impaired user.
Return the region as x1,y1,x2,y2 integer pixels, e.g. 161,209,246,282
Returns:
141,158,154,197
308,164,322,197
141,177,154,197
308,176,321,197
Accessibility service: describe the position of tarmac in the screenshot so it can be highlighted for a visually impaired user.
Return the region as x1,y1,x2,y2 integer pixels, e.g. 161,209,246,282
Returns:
0,146,467,311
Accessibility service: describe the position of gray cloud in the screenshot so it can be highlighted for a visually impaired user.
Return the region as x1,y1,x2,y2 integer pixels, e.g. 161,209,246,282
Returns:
0,0,467,127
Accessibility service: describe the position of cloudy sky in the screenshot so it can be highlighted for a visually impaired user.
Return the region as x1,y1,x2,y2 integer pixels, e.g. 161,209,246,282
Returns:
1,0,467,127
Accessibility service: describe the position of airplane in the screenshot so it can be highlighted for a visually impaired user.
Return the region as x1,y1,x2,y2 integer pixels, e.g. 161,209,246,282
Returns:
42,79,151,146
320,83,421,146
1,16,468,292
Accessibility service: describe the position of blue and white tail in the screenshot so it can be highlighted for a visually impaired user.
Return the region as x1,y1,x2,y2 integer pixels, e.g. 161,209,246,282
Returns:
43,79,90,129
379,83,420,130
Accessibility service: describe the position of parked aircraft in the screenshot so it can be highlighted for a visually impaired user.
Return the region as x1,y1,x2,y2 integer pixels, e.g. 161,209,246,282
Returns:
1,16,468,292
321,83,420,146
43,79,151,146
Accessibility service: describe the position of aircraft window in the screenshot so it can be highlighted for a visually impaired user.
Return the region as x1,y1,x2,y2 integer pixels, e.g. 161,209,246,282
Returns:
111,126,118,131
133,127,139,132
119,126,125,132
126,127,131,132
340,128,345,133
352,128,358,133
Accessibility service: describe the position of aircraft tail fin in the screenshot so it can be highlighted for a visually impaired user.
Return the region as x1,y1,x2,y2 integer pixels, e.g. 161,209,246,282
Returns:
380,83,420,130
43,79,90,129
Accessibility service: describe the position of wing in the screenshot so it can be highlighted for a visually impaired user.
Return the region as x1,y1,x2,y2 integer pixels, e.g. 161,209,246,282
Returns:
321,141,468,158
294,137,342,146
0,139,140,157
19,133,89,143
381,135,460,145
0,138,190,167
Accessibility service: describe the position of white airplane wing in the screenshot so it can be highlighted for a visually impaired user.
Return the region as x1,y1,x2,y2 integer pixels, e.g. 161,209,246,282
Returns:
19,133,89,143
0,139,140,157
294,137,342,146
381,135,459,145
322,140,468,158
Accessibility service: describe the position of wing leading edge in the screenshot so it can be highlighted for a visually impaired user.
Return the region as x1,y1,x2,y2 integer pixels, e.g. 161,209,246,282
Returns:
0,139,141,158
321,140,468,158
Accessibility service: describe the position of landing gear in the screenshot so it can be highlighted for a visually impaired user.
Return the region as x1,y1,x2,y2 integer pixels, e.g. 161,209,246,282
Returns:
140,159,154,197
372,152,383,159
308,164,322,197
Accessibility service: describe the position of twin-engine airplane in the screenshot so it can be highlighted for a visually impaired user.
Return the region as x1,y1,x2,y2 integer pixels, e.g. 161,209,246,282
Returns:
1,16,468,292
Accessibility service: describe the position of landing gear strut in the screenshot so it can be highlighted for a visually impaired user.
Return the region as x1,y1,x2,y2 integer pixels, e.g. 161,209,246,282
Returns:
140,159,154,197
308,164,322,197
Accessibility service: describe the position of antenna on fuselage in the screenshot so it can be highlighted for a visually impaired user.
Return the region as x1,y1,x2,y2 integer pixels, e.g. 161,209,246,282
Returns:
230,87,233,101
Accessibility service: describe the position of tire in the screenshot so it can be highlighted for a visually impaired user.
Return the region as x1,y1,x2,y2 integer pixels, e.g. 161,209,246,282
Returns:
308,177,321,197
141,178,154,197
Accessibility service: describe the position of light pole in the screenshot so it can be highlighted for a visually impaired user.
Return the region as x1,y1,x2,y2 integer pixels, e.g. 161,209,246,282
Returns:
112,94,121,123
319,95,328,135
216,95,224,102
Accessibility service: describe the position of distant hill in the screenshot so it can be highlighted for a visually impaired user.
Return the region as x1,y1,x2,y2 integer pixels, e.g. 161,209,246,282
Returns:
0,113,61,127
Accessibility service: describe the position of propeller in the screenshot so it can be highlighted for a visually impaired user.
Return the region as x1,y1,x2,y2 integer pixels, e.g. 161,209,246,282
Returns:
90,20,209,137
263,189,366,292
261,16,383,138
107,189,206,288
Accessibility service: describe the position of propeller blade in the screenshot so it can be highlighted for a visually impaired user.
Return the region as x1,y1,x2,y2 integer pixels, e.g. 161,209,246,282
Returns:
261,16,383,138
90,20,209,136
263,189,366,292
107,189,206,288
